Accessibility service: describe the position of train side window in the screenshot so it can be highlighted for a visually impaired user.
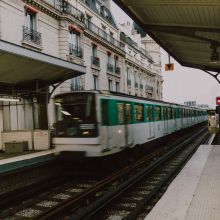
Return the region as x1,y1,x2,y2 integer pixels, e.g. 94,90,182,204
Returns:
163,107,167,120
175,108,179,118
172,108,175,118
156,106,161,120
117,103,124,124
146,105,154,121
168,107,172,119
134,104,144,122
125,103,132,123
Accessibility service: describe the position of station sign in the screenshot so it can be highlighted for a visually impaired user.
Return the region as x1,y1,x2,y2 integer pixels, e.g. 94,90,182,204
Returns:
216,96,220,105
165,63,174,71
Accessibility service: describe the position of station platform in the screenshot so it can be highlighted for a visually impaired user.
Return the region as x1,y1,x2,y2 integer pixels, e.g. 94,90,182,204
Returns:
145,134,220,220
0,150,57,175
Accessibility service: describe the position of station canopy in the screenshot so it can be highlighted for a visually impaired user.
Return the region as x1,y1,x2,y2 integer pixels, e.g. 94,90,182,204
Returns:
0,40,86,93
114,0,220,74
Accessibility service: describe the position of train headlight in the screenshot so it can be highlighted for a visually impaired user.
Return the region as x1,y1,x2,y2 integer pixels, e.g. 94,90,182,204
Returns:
83,131,90,135
118,129,122,134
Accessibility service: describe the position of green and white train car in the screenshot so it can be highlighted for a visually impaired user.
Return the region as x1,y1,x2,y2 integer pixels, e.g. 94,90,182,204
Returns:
52,91,207,157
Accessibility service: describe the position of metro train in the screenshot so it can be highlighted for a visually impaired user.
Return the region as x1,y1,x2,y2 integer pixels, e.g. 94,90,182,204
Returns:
52,91,207,157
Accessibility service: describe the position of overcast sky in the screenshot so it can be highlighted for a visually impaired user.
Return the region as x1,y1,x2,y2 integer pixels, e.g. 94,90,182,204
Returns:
111,1,220,109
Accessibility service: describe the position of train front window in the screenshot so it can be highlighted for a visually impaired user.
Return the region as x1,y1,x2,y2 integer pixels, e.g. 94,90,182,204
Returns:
54,93,97,137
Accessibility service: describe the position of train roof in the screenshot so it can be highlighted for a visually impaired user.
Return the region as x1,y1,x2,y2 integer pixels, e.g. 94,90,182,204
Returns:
53,90,206,110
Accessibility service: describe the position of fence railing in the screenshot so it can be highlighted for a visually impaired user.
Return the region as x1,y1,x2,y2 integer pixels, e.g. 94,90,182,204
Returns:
23,26,42,46
107,63,114,73
69,43,83,58
91,56,100,67
43,0,84,22
115,67,121,75
85,19,125,51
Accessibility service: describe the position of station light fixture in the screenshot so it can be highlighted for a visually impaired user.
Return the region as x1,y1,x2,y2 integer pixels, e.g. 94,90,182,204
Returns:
0,97,20,102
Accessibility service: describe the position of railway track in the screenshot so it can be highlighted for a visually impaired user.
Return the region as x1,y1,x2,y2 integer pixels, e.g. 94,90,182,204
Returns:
0,125,209,220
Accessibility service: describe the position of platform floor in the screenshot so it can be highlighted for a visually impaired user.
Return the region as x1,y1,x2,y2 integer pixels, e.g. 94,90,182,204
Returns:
145,143,220,220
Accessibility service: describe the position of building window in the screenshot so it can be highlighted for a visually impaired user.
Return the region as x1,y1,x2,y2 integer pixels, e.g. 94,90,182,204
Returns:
23,7,42,46
71,76,82,91
94,75,99,90
69,28,82,57
25,8,36,31
135,74,139,88
102,25,107,39
108,80,113,91
92,44,97,57
96,1,101,13
116,82,120,92
2,98,47,131
110,32,114,43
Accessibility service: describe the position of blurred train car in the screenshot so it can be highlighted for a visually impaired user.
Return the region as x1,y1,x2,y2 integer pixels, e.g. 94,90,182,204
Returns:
52,91,207,158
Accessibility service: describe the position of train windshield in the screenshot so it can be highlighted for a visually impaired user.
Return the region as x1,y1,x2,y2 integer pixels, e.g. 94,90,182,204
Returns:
53,93,97,137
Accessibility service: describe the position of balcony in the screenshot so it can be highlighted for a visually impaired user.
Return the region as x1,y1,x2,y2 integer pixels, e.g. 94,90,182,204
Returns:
107,63,114,73
23,26,42,46
115,67,121,75
62,3,85,23
85,20,125,51
43,0,84,23
71,84,84,91
69,44,83,58
91,56,100,68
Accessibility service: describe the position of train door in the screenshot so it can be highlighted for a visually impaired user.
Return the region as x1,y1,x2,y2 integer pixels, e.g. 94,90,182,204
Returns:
124,103,133,146
180,108,183,128
101,99,112,149
174,108,178,131
146,105,155,139
163,107,168,134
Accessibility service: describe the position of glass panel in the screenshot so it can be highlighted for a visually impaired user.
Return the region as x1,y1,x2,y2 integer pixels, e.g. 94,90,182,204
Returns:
3,106,10,131
156,106,161,120
125,103,131,123
54,93,97,137
134,104,144,122
117,103,124,124
146,105,154,121
17,105,25,130
10,105,18,130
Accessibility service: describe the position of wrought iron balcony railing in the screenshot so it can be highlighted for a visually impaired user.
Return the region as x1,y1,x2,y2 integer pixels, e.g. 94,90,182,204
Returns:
115,67,121,75
107,63,114,73
71,84,84,91
23,26,42,46
62,2,85,22
43,0,84,23
69,43,83,58
85,19,125,51
91,56,100,68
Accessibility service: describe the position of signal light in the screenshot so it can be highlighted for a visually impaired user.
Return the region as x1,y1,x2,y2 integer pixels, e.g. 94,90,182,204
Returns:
165,63,174,71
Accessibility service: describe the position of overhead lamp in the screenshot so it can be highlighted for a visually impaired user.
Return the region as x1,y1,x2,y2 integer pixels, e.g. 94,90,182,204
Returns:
0,97,20,102
210,44,219,63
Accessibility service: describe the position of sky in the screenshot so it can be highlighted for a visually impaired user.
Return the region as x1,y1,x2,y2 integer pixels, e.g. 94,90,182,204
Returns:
110,1,220,109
